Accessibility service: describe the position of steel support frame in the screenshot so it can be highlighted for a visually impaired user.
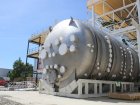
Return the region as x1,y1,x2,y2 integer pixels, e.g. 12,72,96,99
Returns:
39,79,134,98
77,79,134,96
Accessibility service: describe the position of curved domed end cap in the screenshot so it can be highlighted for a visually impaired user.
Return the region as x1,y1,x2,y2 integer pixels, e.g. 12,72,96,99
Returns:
43,68,47,74
59,36,63,41
44,42,52,50
50,65,53,69
39,49,47,59
70,35,78,42
55,39,60,46
46,65,49,69
60,66,66,74
39,46,44,51
48,53,52,58
54,64,58,69
52,52,56,57
87,44,92,47
58,75,62,79
59,43,68,55
70,45,76,52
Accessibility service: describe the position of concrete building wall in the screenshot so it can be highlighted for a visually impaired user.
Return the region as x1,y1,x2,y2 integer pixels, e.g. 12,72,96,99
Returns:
0,68,12,77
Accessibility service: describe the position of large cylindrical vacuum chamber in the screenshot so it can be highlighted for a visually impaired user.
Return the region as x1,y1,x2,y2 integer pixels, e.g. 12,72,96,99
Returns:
39,19,139,89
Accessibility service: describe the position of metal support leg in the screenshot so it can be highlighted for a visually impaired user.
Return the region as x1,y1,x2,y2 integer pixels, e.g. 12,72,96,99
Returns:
78,83,82,95
85,83,88,94
113,84,116,92
132,84,134,92
110,84,112,93
130,84,134,92
121,84,124,92
124,84,127,92
94,83,98,94
130,84,132,92
99,83,102,94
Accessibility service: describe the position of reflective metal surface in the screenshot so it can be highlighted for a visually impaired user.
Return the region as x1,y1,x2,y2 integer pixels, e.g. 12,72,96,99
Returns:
40,19,139,89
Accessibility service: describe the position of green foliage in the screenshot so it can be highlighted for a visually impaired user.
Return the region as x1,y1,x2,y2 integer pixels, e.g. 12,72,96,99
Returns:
7,58,33,81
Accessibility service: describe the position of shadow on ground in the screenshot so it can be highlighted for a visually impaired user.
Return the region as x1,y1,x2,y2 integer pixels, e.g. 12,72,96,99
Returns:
84,97,140,103
59,96,140,103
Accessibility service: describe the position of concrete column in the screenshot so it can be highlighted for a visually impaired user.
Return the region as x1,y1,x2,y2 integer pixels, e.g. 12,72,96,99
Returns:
94,83,98,94
85,83,89,94
110,84,112,93
78,83,82,95
99,83,102,94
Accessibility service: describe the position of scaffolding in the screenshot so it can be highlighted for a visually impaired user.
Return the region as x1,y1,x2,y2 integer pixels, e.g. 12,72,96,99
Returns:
26,30,49,83
87,0,140,60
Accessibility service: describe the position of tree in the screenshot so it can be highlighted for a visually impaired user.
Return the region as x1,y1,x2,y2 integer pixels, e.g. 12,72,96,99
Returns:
7,58,33,81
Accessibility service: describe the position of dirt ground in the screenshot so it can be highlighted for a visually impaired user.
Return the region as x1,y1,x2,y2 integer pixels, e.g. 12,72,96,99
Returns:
0,91,140,105
0,96,22,105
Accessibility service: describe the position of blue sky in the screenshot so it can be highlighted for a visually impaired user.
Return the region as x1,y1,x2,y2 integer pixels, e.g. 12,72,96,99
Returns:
0,0,91,69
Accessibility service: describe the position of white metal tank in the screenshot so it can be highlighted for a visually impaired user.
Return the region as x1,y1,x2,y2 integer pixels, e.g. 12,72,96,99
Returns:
39,19,139,89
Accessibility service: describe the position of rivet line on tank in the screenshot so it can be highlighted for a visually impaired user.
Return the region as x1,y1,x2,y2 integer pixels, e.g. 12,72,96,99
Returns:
105,36,112,72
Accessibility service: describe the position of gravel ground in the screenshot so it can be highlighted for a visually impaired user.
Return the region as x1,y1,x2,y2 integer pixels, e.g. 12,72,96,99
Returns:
0,91,140,105
0,96,23,105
